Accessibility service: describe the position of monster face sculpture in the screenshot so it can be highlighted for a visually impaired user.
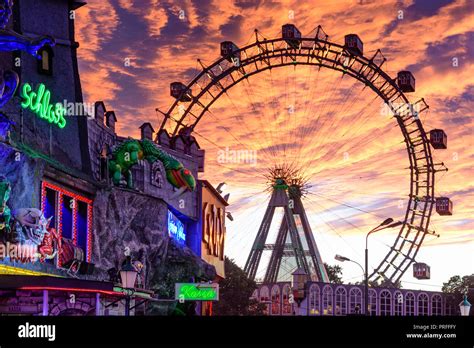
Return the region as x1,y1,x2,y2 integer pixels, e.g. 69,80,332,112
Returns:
14,208,52,245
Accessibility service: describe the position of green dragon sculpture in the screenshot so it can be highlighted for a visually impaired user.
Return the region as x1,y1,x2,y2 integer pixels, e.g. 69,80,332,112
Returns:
0,175,11,236
109,138,196,197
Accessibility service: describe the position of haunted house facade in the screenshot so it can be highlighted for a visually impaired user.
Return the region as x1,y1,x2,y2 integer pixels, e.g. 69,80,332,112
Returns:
0,0,222,316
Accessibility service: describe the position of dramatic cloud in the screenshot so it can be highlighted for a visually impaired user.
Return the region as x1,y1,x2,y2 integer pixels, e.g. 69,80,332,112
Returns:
75,0,474,290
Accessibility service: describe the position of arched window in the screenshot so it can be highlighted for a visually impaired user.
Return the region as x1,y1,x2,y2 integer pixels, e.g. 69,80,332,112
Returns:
394,291,403,316
431,294,443,316
271,285,281,315
368,289,377,316
309,284,321,315
406,292,415,316
379,290,392,316
99,144,109,182
335,287,347,316
260,286,270,315
282,284,292,315
322,285,333,315
349,287,363,314
418,293,429,316
37,45,54,75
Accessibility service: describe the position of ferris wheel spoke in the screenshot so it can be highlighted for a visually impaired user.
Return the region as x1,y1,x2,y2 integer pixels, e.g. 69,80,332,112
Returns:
304,92,382,172
242,76,281,160
302,195,363,259
266,67,291,162
305,191,393,221
213,88,275,164
191,130,269,177
293,65,321,165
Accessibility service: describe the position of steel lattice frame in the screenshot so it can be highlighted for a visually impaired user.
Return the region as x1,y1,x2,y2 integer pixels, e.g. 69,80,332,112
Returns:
160,28,442,284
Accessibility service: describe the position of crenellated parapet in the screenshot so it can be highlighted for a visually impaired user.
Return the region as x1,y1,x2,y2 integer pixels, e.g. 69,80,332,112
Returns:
156,127,205,172
87,101,117,184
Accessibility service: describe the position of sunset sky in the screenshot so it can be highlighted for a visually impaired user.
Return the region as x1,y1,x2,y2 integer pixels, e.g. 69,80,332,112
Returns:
76,0,473,290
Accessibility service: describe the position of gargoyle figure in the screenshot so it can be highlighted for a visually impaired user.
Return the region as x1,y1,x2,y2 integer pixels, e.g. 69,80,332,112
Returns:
109,138,196,197
0,176,11,238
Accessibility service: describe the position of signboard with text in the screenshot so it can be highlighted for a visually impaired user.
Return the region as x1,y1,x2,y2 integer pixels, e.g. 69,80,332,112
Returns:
168,210,186,246
175,283,219,301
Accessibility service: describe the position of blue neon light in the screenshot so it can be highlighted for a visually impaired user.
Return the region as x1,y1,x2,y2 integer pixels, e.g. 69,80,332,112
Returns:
168,210,186,246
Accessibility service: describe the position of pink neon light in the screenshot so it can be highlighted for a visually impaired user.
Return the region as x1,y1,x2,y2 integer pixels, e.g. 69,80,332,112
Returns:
19,286,118,296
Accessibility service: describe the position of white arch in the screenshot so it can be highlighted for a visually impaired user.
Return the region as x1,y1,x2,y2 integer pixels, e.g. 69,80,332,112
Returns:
322,285,333,315
368,289,377,316
431,294,443,316
335,286,347,316
282,284,292,315
349,287,363,314
260,286,270,315
417,292,429,316
405,292,415,316
309,284,321,316
379,290,392,316
271,285,281,315
393,290,404,316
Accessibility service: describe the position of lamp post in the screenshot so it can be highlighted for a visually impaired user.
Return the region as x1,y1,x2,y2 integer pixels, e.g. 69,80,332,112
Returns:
292,268,308,316
120,256,138,316
335,254,364,314
459,294,471,316
364,218,403,315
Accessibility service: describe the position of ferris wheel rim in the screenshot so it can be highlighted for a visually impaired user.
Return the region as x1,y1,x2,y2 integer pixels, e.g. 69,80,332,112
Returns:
161,29,439,285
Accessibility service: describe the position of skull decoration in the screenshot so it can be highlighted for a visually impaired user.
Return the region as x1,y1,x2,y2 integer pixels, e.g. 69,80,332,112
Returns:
14,208,52,245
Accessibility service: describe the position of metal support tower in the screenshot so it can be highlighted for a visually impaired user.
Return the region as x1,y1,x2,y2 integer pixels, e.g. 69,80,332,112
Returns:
244,180,329,283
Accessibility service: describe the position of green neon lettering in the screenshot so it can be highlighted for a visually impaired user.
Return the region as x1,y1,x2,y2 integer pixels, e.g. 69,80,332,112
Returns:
56,104,66,129
40,89,50,119
179,285,217,300
20,83,32,108
31,84,45,113
20,83,67,129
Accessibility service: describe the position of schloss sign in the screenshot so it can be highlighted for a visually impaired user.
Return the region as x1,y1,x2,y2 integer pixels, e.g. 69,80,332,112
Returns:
20,82,67,129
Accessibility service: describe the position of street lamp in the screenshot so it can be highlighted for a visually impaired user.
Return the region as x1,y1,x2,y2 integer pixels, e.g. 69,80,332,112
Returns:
459,294,471,316
292,268,308,315
335,254,365,314
120,256,138,316
365,219,403,315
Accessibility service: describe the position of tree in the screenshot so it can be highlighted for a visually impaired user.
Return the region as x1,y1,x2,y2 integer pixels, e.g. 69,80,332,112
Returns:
212,257,266,315
324,263,343,284
442,274,474,315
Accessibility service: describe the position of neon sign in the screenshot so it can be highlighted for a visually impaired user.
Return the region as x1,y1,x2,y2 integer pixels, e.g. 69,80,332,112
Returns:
20,83,67,129
168,210,186,246
175,283,219,301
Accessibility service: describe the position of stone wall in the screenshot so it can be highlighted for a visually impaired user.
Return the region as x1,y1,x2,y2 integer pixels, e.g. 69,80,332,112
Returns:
92,187,216,291
0,143,44,212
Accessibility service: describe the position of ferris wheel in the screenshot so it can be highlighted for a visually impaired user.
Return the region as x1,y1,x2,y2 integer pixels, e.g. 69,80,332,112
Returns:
158,23,452,285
